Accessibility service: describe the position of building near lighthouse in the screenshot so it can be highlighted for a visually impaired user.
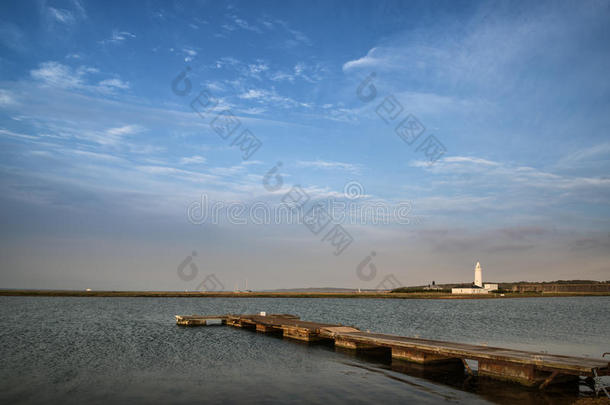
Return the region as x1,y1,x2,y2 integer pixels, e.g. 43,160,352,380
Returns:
452,262,498,294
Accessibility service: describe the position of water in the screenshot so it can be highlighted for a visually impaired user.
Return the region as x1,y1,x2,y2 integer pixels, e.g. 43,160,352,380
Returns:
1,296,608,404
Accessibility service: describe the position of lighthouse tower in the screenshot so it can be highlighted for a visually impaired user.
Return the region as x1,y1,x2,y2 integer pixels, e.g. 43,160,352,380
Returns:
474,262,483,287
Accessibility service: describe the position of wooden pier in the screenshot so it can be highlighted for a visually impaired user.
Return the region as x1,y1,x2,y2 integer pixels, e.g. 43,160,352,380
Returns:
175,315,228,326
175,313,609,389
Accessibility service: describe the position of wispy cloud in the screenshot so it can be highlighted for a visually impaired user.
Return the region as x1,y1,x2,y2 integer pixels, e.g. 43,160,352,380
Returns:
556,142,610,171
343,47,391,71
237,87,309,109
248,61,269,75
274,19,311,47
30,61,130,94
441,156,499,166
70,125,145,147
106,125,142,137
182,47,197,62
47,7,76,25
0,89,18,106
227,15,262,33
296,160,361,173
224,17,310,47
0,128,39,140
98,78,130,91
135,165,218,184
213,56,240,69
408,155,610,220
238,89,267,100
343,1,610,98
100,29,136,45
31,61,85,88
70,0,87,19
180,156,206,165
269,71,294,82
293,62,326,83
68,149,125,163
43,1,86,28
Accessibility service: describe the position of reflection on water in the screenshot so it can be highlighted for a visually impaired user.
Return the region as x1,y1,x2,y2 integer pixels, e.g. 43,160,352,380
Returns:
0,296,608,404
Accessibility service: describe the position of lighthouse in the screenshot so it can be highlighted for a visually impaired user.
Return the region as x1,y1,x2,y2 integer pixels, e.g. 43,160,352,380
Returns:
474,262,482,287
452,261,498,294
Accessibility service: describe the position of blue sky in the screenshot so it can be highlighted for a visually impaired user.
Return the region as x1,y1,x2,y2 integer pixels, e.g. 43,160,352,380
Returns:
1,0,609,290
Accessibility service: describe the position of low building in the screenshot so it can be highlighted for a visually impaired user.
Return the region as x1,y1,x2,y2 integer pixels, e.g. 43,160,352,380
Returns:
452,262,497,294
424,281,443,291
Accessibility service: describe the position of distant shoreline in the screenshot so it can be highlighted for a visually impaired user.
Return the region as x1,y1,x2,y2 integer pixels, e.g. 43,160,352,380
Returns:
1,290,609,299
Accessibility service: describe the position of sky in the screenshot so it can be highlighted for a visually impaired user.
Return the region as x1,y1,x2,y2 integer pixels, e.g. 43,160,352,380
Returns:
0,0,609,291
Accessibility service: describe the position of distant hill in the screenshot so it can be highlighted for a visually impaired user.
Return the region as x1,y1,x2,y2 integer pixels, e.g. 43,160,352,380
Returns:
260,287,379,293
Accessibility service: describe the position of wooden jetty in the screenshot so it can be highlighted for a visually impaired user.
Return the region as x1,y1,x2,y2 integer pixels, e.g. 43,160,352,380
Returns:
175,315,228,326
175,313,609,389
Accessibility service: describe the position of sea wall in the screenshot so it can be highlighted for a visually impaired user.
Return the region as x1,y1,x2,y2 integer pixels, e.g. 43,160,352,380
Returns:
511,284,610,293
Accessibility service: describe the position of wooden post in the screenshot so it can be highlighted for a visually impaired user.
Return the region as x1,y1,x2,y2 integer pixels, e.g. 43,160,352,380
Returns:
391,347,463,365
282,326,321,342
256,324,281,333
335,336,380,350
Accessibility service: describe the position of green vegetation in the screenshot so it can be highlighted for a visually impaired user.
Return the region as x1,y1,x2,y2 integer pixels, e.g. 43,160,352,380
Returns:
391,287,451,293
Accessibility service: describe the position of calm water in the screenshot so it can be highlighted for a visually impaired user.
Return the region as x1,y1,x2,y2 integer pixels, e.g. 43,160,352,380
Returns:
1,296,608,404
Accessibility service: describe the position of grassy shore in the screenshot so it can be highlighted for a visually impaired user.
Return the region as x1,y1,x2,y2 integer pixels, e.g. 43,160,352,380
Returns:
1,289,609,299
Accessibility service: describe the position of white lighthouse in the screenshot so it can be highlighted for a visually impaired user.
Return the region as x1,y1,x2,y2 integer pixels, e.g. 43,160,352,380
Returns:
452,261,498,294
474,261,483,287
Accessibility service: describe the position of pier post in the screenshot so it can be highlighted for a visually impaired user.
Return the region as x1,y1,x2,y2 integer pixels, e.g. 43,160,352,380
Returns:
256,324,281,333
478,359,578,387
391,347,463,365
282,326,321,342
335,336,381,351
